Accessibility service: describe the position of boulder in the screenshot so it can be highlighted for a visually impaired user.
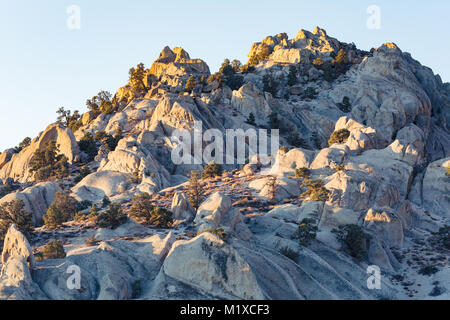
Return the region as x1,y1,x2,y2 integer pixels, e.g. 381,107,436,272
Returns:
0,182,62,225
1,224,35,267
162,233,265,300
422,158,450,217
171,192,195,221
0,124,79,182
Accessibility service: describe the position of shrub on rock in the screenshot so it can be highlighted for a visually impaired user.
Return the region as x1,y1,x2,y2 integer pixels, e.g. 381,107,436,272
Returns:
332,224,367,261
96,203,127,229
300,179,330,202
202,162,223,179
29,141,69,181
328,129,350,146
0,200,33,241
297,218,318,247
128,193,173,228
37,240,66,260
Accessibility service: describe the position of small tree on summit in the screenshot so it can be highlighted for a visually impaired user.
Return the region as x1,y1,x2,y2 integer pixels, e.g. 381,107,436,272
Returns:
129,63,147,94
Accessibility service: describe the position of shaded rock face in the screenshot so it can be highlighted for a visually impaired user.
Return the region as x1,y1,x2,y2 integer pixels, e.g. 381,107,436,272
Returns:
0,124,79,182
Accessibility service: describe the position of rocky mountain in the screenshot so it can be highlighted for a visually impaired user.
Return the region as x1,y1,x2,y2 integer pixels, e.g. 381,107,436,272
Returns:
0,27,449,300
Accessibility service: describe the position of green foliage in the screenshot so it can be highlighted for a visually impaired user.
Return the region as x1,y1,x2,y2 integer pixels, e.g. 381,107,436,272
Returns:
185,74,197,92
86,91,115,116
246,112,256,126
295,167,311,179
74,165,91,183
186,170,205,211
287,65,298,86
301,179,330,202
128,193,173,228
332,224,367,261
202,161,223,179
130,169,142,184
56,107,82,132
328,129,350,146
94,130,122,152
279,247,299,261
240,64,255,74
15,137,31,153
43,190,78,230
335,163,345,172
197,227,227,241
0,200,34,241
207,72,225,86
102,196,111,208
129,63,147,95
78,132,98,162
248,44,272,66
96,203,127,229
29,141,69,181
37,240,66,260
297,218,318,247
336,96,351,113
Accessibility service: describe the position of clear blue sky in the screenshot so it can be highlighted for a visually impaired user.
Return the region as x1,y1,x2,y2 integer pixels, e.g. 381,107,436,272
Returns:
1,0,449,152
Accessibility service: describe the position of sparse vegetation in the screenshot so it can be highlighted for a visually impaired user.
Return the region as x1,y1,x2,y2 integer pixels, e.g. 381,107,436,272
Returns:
300,179,330,202
246,112,256,126
78,132,98,162
446,166,450,176
197,227,227,241
279,246,299,261
29,141,69,181
43,190,78,230
328,129,350,146
14,137,31,153
336,96,351,113
96,203,127,229
56,107,82,132
74,165,91,183
332,224,367,261
130,169,143,184
0,200,34,241
128,193,173,228
186,171,205,211
297,218,318,247
129,63,148,95
86,90,115,116
295,167,311,179
202,161,223,179
248,44,272,66
185,74,197,93
37,240,66,260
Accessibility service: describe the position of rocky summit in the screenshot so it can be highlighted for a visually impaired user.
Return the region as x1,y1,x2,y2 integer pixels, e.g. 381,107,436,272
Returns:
0,27,449,300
